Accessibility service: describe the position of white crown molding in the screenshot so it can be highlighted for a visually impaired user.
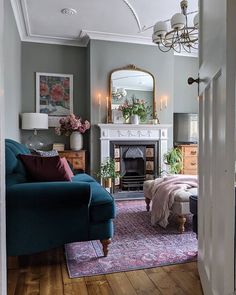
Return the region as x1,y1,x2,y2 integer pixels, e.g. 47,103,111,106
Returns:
21,34,89,47
10,0,27,39
81,30,155,46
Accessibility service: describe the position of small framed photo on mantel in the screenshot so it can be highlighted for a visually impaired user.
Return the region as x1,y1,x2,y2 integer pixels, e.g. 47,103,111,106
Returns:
112,110,124,124
36,72,73,127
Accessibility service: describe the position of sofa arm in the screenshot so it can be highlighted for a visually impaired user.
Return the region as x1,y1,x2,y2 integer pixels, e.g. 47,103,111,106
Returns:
6,181,92,255
6,181,91,208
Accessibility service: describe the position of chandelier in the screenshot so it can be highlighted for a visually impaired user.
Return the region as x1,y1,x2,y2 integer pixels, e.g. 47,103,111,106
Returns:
152,0,199,53
112,87,127,100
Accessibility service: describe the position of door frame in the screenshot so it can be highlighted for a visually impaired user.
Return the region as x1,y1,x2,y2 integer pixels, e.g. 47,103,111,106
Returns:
0,0,7,293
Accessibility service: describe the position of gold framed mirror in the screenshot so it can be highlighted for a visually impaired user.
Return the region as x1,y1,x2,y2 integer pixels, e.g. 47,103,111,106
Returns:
108,64,157,123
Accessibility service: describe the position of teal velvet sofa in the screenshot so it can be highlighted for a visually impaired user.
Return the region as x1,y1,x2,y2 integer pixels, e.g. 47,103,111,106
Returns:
6,139,115,256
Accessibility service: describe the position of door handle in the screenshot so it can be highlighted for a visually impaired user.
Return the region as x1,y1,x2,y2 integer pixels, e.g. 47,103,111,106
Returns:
188,77,200,85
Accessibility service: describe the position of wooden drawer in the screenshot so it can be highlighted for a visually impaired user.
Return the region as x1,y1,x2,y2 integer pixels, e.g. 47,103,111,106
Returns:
183,146,198,157
183,156,198,170
72,158,84,170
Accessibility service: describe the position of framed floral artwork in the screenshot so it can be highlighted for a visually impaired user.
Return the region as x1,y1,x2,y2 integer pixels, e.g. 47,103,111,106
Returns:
36,72,73,127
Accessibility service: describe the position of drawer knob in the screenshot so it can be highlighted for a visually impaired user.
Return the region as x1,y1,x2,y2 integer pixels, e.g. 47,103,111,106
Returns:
191,151,197,155
191,162,196,166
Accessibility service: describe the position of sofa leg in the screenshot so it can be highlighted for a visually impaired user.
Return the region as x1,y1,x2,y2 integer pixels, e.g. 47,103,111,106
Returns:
177,215,186,234
100,239,111,257
145,197,151,212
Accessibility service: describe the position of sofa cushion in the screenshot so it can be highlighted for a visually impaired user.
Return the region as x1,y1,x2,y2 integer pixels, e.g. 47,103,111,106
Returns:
18,155,72,182
72,173,96,183
89,182,115,222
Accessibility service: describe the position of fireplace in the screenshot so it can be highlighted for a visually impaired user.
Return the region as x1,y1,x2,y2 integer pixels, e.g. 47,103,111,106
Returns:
110,141,159,191
98,123,170,192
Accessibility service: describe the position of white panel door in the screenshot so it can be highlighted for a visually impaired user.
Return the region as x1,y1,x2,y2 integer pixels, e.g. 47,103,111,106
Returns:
0,0,6,294
198,0,236,294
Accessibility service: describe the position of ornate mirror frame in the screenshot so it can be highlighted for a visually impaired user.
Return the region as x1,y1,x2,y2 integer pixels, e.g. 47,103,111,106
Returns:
108,64,157,123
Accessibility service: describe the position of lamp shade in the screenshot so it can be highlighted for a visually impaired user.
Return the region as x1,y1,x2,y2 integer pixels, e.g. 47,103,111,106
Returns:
171,13,186,30
21,113,48,130
153,21,167,37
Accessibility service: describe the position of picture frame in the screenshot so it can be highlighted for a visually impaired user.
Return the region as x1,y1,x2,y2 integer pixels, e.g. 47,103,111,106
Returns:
112,110,124,124
36,72,73,127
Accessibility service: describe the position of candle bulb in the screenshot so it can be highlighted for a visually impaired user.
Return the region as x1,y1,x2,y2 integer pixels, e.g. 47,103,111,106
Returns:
98,93,101,106
164,96,168,108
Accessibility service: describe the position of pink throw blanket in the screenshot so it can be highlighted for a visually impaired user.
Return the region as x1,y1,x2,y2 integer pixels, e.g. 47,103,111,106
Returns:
151,175,198,228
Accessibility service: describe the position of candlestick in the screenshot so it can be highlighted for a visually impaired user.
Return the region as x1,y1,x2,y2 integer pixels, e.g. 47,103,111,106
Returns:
106,96,109,123
98,93,101,122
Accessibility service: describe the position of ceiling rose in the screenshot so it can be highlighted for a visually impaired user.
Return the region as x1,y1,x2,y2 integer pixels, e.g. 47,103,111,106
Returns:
61,8,78,16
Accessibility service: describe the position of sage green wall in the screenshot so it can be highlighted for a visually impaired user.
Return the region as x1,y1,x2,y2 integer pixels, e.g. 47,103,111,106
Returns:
174,55,198,113
4,0,21,141
21,42,88,150
89,40,175,175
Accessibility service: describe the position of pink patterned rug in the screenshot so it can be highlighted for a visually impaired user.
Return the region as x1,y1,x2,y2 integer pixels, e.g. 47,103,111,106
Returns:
65,200,197,278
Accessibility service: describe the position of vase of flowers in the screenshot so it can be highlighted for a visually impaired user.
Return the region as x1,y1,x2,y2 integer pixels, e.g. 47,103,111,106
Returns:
55,114,90,151
118,97,150,123
70,132,83,151
130,114,139,125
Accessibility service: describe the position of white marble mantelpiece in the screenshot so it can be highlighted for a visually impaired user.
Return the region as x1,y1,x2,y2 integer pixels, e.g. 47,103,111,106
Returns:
98,123,172,172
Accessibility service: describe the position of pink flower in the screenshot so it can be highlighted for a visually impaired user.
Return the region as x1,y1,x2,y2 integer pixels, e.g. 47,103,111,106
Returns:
40,82,49,97
55,114,90,136
50,84,65,102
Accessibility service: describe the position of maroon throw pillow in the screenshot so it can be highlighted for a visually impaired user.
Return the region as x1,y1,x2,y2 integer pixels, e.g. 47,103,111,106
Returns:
18,154,72,182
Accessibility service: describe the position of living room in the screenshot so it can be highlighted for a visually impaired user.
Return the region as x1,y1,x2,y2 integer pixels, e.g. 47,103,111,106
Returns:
3,0,234,294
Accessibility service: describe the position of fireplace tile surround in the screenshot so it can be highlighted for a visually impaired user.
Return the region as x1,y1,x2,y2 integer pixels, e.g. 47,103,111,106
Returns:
98,124,171,189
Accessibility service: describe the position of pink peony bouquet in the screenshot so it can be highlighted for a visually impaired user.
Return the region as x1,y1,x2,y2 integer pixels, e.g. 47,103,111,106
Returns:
55,114,90,136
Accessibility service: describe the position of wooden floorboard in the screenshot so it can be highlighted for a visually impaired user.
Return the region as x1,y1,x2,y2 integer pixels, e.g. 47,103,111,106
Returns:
7,247,203,295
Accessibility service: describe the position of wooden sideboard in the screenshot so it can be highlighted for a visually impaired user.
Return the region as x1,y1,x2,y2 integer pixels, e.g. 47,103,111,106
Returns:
179,144,198,175
58,150,86,172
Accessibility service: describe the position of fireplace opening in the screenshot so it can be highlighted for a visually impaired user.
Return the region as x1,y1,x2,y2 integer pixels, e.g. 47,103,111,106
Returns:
121,146,146,190
110,140,159,192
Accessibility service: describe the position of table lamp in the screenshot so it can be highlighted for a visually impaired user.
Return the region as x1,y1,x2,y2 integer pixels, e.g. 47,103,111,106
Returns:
21,113,48,149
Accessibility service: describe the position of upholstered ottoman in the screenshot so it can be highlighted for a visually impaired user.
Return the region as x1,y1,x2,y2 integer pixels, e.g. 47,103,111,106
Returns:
143,179,197,233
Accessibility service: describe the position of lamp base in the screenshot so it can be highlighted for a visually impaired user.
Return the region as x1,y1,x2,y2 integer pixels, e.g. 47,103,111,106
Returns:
24,133,46,150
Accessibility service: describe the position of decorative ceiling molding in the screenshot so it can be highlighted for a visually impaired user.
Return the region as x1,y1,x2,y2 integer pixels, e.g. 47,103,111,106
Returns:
121,0,142,32
10,0,27,39
81,30,154,46
9,0,198,56
10,0,89,47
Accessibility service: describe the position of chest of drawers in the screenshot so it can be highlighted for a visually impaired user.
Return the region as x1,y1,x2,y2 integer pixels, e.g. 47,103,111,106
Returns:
179,145,198,175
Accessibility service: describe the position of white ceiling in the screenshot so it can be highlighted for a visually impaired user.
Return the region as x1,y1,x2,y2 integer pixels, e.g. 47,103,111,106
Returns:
11,0,198,48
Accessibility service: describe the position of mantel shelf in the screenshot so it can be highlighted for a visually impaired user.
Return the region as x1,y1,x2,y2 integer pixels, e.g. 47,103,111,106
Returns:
98,123,172,130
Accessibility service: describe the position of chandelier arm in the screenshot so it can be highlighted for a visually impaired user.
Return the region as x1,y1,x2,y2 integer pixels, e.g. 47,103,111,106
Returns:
157,43,172,53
